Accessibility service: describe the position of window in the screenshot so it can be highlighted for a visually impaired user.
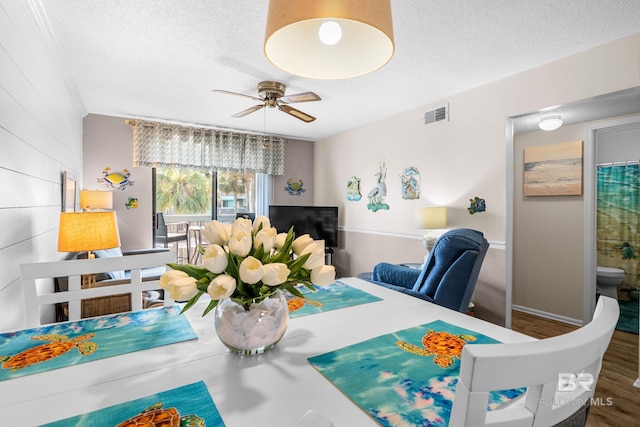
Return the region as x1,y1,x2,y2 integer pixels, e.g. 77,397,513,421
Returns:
154,168,261,224
215,171,256,223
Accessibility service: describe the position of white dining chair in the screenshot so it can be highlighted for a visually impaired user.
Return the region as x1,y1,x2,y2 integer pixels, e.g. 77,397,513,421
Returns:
20,251,176,328
450,296,619,427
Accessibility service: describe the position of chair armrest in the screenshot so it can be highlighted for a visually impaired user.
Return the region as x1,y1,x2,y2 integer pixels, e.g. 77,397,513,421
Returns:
371,262,421,289
166,221,189,232
122,248,171,256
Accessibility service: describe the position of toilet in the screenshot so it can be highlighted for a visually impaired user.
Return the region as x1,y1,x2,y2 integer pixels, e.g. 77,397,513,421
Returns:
596,266,625,300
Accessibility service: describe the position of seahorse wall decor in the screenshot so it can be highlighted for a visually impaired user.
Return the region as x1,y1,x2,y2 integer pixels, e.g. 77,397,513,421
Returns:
400,166,421,200
367,161,389,212
347,176,362,201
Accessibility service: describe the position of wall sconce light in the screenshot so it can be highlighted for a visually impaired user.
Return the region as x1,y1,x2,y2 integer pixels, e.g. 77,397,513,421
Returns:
80,190,113,211
538,116,563,131
414,206,448,252
264,0,394,79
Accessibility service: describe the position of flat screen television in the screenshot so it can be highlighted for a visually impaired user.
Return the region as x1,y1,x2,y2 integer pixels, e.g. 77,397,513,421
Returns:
269,205,338,248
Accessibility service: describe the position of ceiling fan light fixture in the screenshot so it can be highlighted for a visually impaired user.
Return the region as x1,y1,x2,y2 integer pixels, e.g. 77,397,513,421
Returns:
264,0,394,80
213,81,320,123
539,116,563,131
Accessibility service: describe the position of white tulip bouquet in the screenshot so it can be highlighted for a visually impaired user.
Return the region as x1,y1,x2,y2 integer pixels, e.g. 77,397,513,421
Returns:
159,215,336,315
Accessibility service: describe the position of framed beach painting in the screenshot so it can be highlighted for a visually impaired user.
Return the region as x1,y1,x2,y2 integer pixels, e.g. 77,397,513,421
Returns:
523,140,583,196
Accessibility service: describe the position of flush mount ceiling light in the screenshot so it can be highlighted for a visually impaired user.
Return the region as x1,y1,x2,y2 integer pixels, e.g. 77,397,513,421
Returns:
264,0,394,80
538,116,563,131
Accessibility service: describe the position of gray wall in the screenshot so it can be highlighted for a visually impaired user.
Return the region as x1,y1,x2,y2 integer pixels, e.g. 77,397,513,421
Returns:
83,114,153,250
513,124,587,321
596,123,640,163
0,1,84,330
273,138,314,206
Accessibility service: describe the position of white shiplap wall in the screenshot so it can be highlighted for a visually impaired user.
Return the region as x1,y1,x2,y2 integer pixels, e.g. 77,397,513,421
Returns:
0,0,84,330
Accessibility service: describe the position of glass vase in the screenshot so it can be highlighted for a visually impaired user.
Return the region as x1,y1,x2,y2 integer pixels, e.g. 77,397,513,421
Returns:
213,289,289,355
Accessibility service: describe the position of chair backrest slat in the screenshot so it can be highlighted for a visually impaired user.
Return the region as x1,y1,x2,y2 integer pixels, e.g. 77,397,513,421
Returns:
20,251,175,328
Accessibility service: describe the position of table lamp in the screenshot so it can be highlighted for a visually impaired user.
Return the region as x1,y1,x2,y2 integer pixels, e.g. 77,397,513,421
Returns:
58,211,120,286
414,206,447,252
80,190,113,211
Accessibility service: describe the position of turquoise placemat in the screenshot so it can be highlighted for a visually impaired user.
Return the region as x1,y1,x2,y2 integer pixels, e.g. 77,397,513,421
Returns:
0,306,197,381
288,280,382,318
308,319,524,426
41,380,224,426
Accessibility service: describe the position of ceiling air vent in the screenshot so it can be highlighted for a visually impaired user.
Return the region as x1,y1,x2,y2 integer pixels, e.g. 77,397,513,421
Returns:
424,104,449,125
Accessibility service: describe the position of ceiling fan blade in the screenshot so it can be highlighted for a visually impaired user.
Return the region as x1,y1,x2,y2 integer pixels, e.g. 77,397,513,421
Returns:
232,104,264,118
280,91,321,104
212,89,263,102
279,104,316,123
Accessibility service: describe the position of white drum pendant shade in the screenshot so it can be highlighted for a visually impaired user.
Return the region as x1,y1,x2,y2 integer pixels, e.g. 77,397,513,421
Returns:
264,0,394,80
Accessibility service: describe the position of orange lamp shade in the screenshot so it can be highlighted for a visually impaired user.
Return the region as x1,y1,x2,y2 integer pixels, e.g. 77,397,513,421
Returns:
264,0,394,79
58,212,121,252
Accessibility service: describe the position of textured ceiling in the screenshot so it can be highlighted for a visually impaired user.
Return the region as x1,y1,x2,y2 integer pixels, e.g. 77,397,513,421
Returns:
40,0,640,140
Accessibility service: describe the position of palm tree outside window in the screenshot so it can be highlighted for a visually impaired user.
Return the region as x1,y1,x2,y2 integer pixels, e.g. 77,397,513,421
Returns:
155,167,256,224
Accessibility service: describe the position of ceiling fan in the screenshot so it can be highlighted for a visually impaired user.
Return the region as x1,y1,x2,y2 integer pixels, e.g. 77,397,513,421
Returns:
213,81,320,123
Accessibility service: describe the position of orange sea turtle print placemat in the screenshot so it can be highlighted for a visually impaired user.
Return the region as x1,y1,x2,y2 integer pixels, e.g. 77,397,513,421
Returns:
0,306,197,381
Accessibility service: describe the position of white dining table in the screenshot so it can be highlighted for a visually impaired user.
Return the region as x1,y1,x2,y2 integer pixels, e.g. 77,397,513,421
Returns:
1,277,534,426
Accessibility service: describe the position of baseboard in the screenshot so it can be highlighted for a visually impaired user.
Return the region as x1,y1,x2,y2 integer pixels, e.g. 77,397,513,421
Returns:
512,304,583,327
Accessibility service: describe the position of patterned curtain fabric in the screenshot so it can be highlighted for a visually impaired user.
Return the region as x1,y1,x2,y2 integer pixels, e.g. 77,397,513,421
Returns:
597,163,639,285
129,119,286,175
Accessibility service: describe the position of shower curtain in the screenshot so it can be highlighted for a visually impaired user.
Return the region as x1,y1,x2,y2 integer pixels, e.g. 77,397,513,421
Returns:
597,163,639,300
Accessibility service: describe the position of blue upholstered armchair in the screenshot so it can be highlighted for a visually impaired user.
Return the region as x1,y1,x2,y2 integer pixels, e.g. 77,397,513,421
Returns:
370,228,489,312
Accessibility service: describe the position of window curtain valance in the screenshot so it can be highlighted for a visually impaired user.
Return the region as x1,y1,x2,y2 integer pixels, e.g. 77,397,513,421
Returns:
128,119,286,175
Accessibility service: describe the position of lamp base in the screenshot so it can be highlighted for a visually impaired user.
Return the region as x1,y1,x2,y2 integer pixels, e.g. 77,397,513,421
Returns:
422,233,439,251
82,274,97,288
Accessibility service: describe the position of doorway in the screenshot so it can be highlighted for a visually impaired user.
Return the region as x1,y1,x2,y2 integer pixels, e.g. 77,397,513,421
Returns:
506,87,640,328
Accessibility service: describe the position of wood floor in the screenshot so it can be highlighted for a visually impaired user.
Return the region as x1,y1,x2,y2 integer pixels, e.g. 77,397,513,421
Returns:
510,309,640,427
